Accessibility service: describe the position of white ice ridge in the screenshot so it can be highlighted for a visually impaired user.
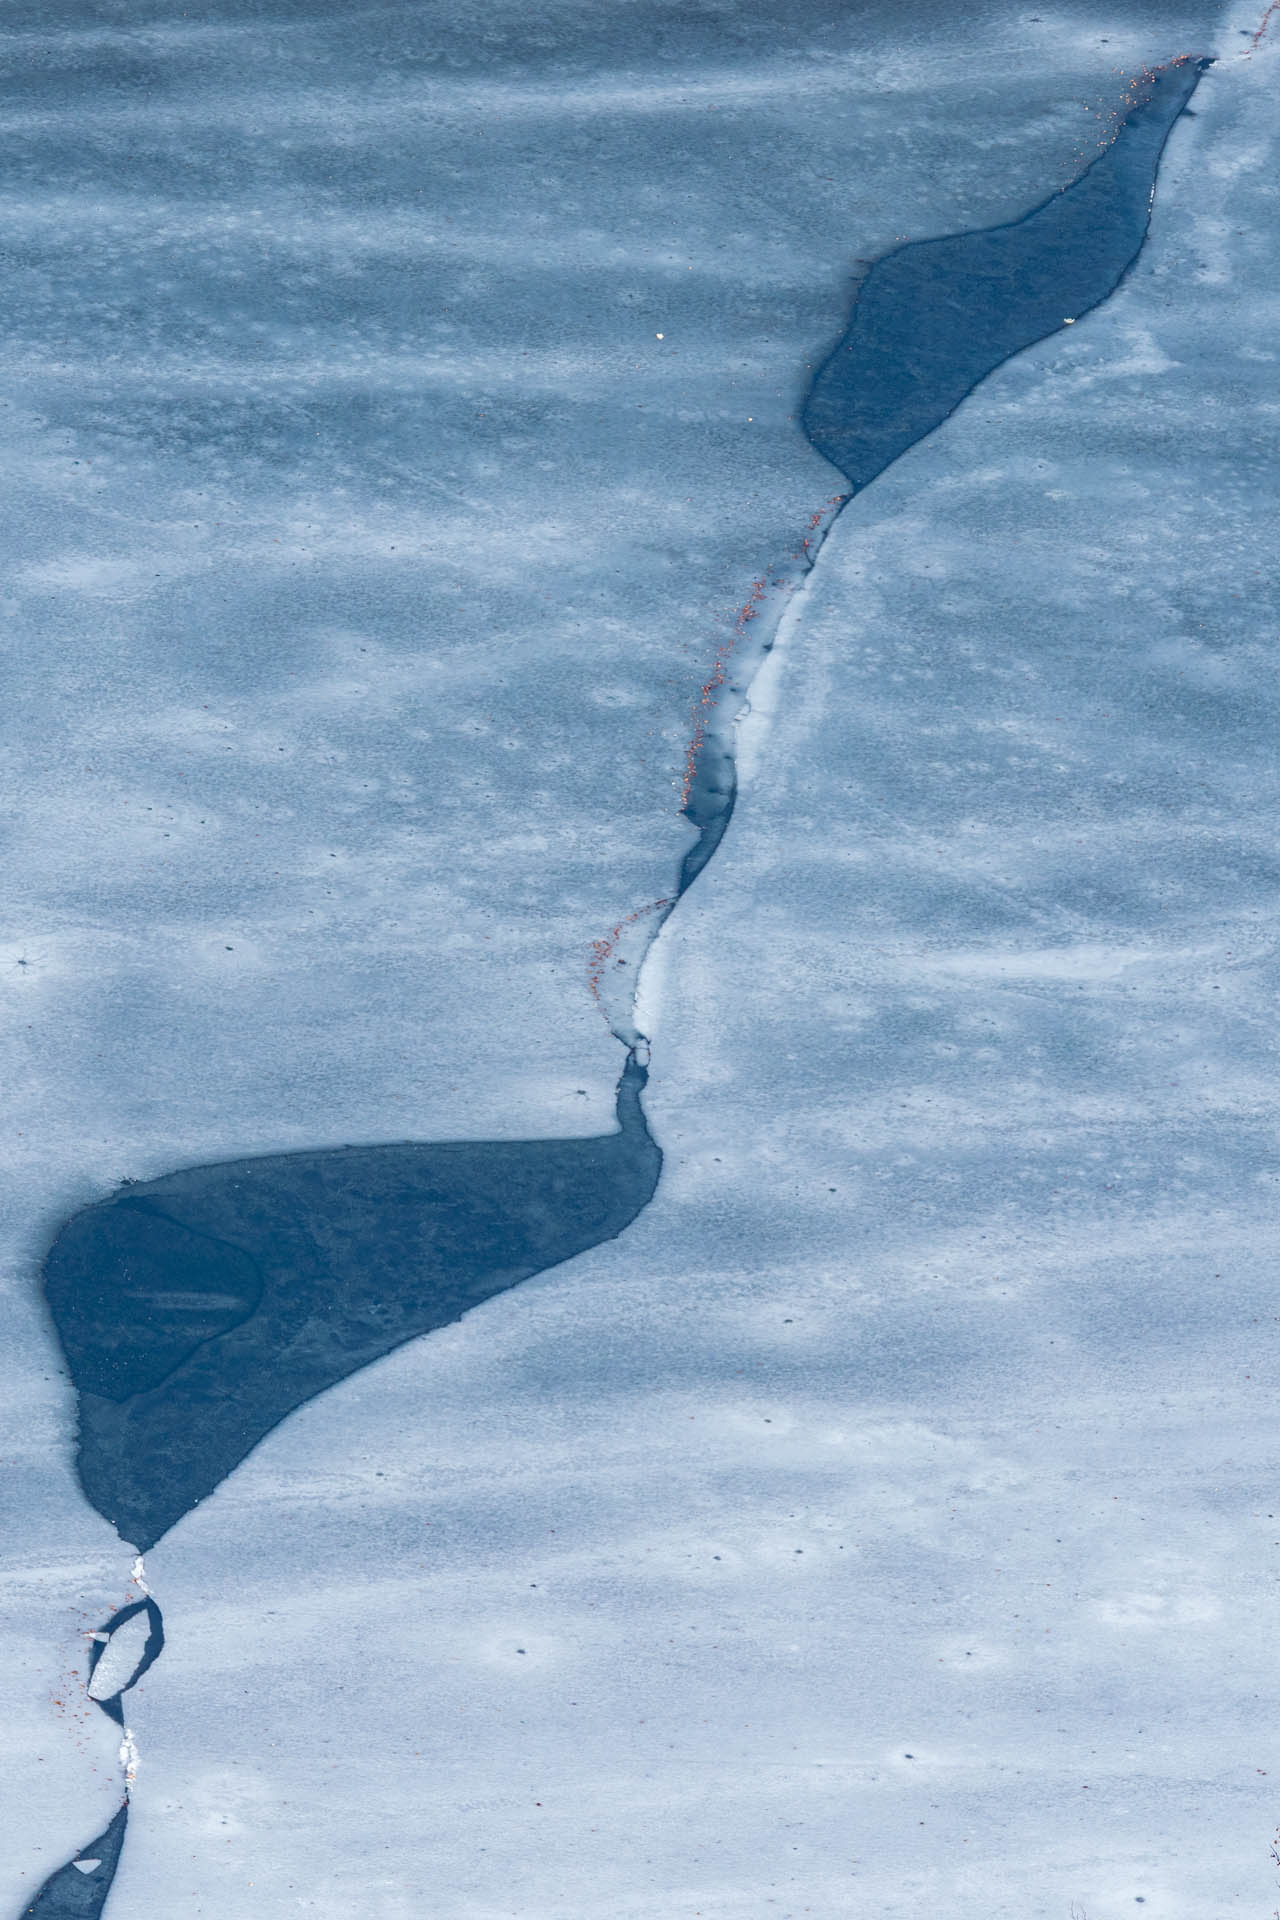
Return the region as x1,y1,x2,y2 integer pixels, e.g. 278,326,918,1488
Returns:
119,1726,140,1790
733,530,834,789
130,1554,151,1595
596,494,848,1051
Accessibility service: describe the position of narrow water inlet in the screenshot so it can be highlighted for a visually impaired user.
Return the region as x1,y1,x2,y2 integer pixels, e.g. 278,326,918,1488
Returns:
22,52,1207,1918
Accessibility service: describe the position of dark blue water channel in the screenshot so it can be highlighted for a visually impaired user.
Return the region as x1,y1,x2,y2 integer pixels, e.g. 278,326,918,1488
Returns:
27,53,1205,1914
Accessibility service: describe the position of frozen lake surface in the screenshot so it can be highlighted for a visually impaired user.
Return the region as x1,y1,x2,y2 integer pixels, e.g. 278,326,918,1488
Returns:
5,0,1279,1914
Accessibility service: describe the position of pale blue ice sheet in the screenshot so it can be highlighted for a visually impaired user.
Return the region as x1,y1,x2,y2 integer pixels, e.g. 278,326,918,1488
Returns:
2,0,1270,1914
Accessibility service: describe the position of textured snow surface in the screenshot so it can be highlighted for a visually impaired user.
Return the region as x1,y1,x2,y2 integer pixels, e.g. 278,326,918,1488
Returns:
4,0,1277,1914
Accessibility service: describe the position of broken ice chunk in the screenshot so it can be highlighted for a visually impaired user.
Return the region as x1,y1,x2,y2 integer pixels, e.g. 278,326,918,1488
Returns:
85,1597,164,1717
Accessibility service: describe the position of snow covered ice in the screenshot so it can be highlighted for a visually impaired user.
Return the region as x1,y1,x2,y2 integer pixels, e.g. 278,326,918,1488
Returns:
4,1,1279,1916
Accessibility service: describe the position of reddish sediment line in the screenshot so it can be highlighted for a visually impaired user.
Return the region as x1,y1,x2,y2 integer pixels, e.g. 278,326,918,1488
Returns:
587,895,671,1016
679,493,848,812
1247,0,1279,49
584,490,848,1041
